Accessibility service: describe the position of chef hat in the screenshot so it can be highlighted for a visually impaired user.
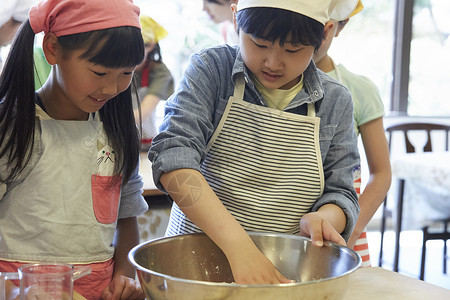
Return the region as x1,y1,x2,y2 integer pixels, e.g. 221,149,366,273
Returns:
0,0,36,27
237,0,362,25
29,0,141,37
140,16,168,44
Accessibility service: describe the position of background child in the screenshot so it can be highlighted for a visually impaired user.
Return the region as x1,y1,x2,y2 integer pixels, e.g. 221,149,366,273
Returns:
202,0,239,45
313,0,391,267
0,0,148,299
133,15,174,151
0,0,36,70
149,0,360,284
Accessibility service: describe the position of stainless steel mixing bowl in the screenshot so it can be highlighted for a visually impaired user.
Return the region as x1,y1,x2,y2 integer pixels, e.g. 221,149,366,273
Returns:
129,232,361,300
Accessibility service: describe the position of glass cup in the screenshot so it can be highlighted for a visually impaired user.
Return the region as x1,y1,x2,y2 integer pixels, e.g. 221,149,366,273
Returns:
0,263,91,300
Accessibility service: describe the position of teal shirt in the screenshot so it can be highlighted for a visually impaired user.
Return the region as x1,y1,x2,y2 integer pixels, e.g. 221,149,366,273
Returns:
33,47,51,90
328,64,385,135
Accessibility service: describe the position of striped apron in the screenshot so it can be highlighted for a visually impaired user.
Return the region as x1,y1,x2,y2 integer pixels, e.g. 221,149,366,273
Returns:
166,76,324,235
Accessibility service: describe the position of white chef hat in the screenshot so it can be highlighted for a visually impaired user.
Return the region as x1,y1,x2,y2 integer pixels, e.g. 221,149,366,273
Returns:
0,0,36,27
237,0,362,25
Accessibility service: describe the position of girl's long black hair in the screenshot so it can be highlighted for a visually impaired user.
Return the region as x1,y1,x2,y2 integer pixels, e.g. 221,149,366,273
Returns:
0,21,144,184
236,7,325,50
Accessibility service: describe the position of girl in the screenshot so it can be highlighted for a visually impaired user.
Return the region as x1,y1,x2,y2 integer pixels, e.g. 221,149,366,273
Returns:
149,0,360,285
0,0,148,299
313,0,392,267
133,15,174,151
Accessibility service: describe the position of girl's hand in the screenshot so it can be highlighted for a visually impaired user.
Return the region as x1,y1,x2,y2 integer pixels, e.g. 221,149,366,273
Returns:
300,212,346,247
7,285,61,300
4,280,20,300
101,275,144,300
227,242,292,285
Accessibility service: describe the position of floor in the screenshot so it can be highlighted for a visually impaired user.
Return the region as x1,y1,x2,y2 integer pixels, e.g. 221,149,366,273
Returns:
366,230,450,290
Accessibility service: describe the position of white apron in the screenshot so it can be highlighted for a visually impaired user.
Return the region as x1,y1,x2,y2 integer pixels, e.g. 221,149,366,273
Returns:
166,76,324,235
0,106,121,263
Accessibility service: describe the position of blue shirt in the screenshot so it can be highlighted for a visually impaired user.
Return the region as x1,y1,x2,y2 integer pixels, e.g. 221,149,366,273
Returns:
149,44,360,240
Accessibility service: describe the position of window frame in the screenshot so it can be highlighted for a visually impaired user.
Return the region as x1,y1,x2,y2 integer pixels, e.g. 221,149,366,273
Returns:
390,0,413,116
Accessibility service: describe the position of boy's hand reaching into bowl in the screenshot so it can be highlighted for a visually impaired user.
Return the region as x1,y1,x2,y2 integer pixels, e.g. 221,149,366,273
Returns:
226,239,293,285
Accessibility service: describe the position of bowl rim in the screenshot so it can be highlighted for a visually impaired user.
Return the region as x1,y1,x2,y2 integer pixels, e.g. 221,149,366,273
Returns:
128,232,362,288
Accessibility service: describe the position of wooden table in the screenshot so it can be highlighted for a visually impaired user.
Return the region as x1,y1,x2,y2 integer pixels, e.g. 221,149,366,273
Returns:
73,267,448,299
389,151,450,272
139,152,164,197
345,267,450,299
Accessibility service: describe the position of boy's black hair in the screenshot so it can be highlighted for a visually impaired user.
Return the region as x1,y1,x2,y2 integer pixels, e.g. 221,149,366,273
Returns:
0,21,144,184
236,7,325,50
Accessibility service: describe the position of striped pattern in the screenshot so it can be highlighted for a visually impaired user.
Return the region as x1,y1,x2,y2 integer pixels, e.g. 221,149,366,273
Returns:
354,176,361,195
353,231,371,267
353,164,362,197
166,98,323,236
352,166,371,267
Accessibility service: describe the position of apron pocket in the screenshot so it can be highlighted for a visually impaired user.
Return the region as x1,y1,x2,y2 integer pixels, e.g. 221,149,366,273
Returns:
91,174,121,224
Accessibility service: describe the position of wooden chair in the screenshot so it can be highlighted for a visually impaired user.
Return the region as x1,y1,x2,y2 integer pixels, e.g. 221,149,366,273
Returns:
421,217,450,280
378,122,450,278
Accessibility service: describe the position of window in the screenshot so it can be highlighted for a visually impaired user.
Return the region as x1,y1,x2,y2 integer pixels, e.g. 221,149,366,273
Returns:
408,0,450,116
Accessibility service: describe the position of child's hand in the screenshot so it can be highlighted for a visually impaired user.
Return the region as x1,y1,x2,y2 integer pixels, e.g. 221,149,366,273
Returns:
299,212,346,247
6,285,59,300
227,242,293,285
101,275,144,300
4,280,20,300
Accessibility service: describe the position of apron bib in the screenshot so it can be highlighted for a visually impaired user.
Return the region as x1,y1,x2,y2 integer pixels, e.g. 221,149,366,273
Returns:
166,76,324,235
0,107,120,263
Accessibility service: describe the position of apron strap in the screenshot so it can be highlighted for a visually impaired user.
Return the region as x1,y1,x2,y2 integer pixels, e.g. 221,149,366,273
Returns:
307,103,316,118
232,76,246,100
